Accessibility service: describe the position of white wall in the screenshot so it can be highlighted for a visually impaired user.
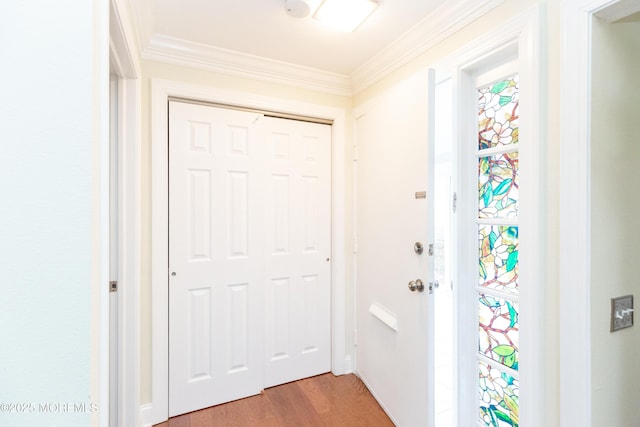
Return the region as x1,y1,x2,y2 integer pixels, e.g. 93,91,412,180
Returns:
590,16,640,427
0,1,108,426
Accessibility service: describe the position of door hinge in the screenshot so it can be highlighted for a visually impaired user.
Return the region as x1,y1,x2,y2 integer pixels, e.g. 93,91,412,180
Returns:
109,281,118,293
452,192,457,213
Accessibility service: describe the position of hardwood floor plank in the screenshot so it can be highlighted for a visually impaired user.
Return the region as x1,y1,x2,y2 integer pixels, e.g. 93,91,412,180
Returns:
157,373,394,426
266,382,326,426
317,375,395,427
297,375,332,414
189,409,215,426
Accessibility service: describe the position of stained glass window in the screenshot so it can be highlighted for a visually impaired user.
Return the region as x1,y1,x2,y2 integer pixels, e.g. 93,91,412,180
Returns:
478,75,519,150
479,294,519,369
478,152,519,219
476,74,520,425
478,225,519,294
479,361,519,427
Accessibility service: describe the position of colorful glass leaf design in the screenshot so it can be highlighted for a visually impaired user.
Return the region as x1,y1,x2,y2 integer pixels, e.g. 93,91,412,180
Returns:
478,75,519,150
478,152,519,219
479,361,519,427
478,225,519,294
477,73,520,427
479,294,519,370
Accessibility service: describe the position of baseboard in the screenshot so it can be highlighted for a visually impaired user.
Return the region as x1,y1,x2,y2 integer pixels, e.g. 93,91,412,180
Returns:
140,404,154,427
331,355,353,377
355,370,400,426
344,355,353,374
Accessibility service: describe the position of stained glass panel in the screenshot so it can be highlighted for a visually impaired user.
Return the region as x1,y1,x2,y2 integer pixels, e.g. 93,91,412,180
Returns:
478,75,519,150
478,152,519,219
479,361,519,427
478,225,519,294
479,294,519,370
476,72,520,427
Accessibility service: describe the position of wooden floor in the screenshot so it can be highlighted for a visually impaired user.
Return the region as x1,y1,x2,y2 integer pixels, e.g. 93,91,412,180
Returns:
156,373,394,426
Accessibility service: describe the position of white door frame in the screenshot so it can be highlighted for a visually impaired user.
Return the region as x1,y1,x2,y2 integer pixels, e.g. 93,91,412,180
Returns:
149,79,347,425
560,1,640,426
431,6,544,426
109,0,142,425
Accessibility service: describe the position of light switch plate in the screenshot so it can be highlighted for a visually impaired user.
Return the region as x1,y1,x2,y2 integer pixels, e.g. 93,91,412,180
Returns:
611,294,634,332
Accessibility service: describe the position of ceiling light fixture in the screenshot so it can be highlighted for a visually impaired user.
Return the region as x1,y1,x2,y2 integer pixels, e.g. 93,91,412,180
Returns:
284,0,312,18
313,0,379,32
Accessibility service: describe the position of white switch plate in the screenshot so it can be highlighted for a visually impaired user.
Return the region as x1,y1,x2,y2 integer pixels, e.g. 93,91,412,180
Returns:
611,294,634,332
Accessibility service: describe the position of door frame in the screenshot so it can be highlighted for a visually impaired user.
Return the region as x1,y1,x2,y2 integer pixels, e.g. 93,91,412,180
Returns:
108,0,142,426
431,6,544,426
560,1,640,426
149,79,347,425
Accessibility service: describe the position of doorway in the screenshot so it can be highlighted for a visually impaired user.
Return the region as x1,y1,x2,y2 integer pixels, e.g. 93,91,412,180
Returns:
560,1,640,425
149,79,349,425
589,10,640,427
108,24,142,424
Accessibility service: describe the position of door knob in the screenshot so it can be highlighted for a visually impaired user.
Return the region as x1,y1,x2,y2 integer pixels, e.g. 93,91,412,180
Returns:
408,279,425,292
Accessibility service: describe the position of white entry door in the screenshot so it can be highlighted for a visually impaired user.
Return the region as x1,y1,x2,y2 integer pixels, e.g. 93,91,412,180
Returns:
355,69,436,426
168,101,331,417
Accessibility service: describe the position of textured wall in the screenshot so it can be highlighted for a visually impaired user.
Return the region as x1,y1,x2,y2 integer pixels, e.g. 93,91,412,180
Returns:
0,1,107,426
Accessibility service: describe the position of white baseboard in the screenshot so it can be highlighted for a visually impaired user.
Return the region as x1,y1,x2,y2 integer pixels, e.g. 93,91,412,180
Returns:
344,355,353,374
356,370,399,426
140,404,154,427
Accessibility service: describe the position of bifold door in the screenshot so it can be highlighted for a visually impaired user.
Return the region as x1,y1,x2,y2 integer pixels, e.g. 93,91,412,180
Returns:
168,101,331,417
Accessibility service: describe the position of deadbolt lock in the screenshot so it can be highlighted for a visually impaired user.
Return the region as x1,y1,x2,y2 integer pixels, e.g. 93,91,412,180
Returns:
429,280,440,294
414,242,424,255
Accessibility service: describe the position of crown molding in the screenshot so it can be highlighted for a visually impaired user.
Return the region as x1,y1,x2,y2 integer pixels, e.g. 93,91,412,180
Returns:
134,0,503,97
128,0,156,64
350,0,504,94
141,34,353,97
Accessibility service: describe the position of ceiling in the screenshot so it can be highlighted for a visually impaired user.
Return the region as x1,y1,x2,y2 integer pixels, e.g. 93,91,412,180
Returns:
126,0,502,94
131,0,451,76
